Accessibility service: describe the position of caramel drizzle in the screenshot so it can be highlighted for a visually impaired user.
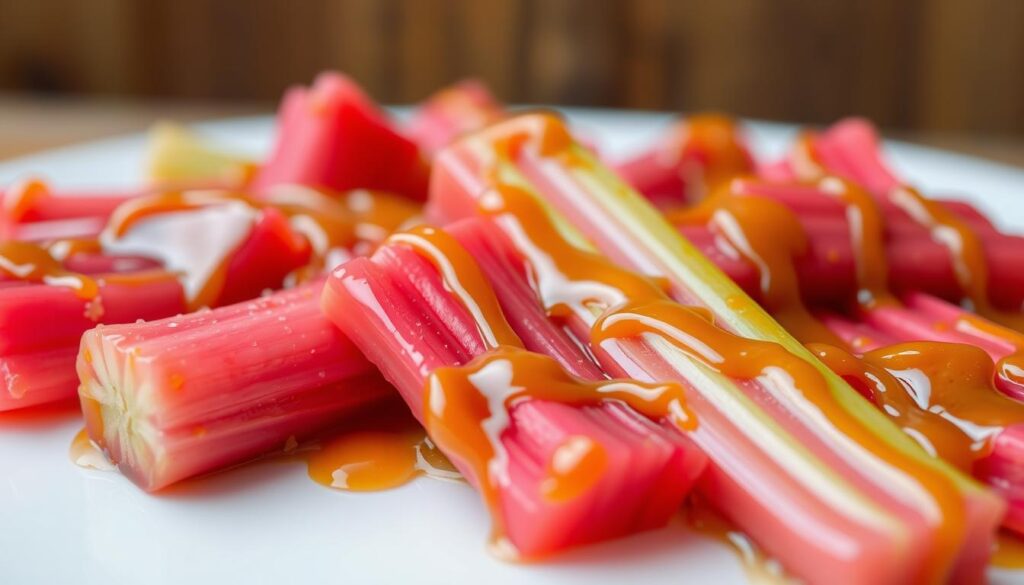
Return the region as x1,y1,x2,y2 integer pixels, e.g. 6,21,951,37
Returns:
810,342,1024,473
387,223,695,555
666,114,755,201
792,132,1024,330
476,182,966,581
305,408,460,492
2,177,49,221
0,240,98,298
933,310,1024,402
667,184,844,345
425,347,692,547
266,186,422,280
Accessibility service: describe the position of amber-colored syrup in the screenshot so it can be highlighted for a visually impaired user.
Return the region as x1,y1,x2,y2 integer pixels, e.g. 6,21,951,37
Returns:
0,240,99,298
469,161,966,581
266,186,422,283
668,184,845,345
305,408,460,492
666,114,756,202
2,177,49,221
793,131,1024,331
385,219,697,551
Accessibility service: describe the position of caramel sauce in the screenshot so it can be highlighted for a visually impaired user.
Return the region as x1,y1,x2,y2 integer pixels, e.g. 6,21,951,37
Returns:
816,177,895,308
306,411,459,492
668,186,844,345
102,191,262,309
69,428,114,471
810,342,1024,473
473,181,966,581
791,132,1024,330
267,186,422,281
385,219,698,554
667,114,756,201
0,240,98,298
425,347,693,548
388,225,521,348
681,496,795,584
2,177,49,221
993,531,1024,570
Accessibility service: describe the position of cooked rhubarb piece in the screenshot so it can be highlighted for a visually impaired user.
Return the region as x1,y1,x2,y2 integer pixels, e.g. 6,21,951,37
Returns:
76,283,392,491
253,72,430,201
776,118,1024,330
614,114,755,208
429,113,1003,583
666,178,1024,312
405,80,505,157
322,226,705,558
0,178,141,241
0,261,186,410
100,191,312,310
145,122,258,186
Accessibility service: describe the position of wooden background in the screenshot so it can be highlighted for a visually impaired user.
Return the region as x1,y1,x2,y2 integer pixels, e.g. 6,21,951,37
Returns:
1,0,1022,136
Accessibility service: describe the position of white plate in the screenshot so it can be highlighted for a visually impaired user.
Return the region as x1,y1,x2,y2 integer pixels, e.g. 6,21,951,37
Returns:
1,109,1023,585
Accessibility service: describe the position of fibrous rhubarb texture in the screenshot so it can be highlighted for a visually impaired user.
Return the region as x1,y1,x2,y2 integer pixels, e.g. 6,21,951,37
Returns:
77,283,391,491
428,112,1003,584
253,72,430,201
321,228,705,558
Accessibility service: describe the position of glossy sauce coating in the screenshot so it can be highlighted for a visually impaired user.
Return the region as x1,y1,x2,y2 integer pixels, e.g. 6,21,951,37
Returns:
668,184,844,345
666,114,756,201
794,132,1024,330
475,180,966,581
390,222,696,553
305,408,459,492
810,342,1024,473
0,240,99,298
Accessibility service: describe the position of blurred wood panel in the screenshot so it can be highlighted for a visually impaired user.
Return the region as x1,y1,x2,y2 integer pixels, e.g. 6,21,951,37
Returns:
0,0,1022,135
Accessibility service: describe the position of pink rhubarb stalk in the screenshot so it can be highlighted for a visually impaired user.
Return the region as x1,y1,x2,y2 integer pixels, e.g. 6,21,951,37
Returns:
76,283,392,491
321,228,705,558
253,72,430,201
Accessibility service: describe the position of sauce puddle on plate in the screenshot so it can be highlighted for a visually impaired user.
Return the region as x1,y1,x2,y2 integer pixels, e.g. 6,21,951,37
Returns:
304,406,461,492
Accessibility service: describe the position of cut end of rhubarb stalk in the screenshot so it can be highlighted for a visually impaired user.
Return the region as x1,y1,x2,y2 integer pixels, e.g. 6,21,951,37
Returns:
77,285,391,491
